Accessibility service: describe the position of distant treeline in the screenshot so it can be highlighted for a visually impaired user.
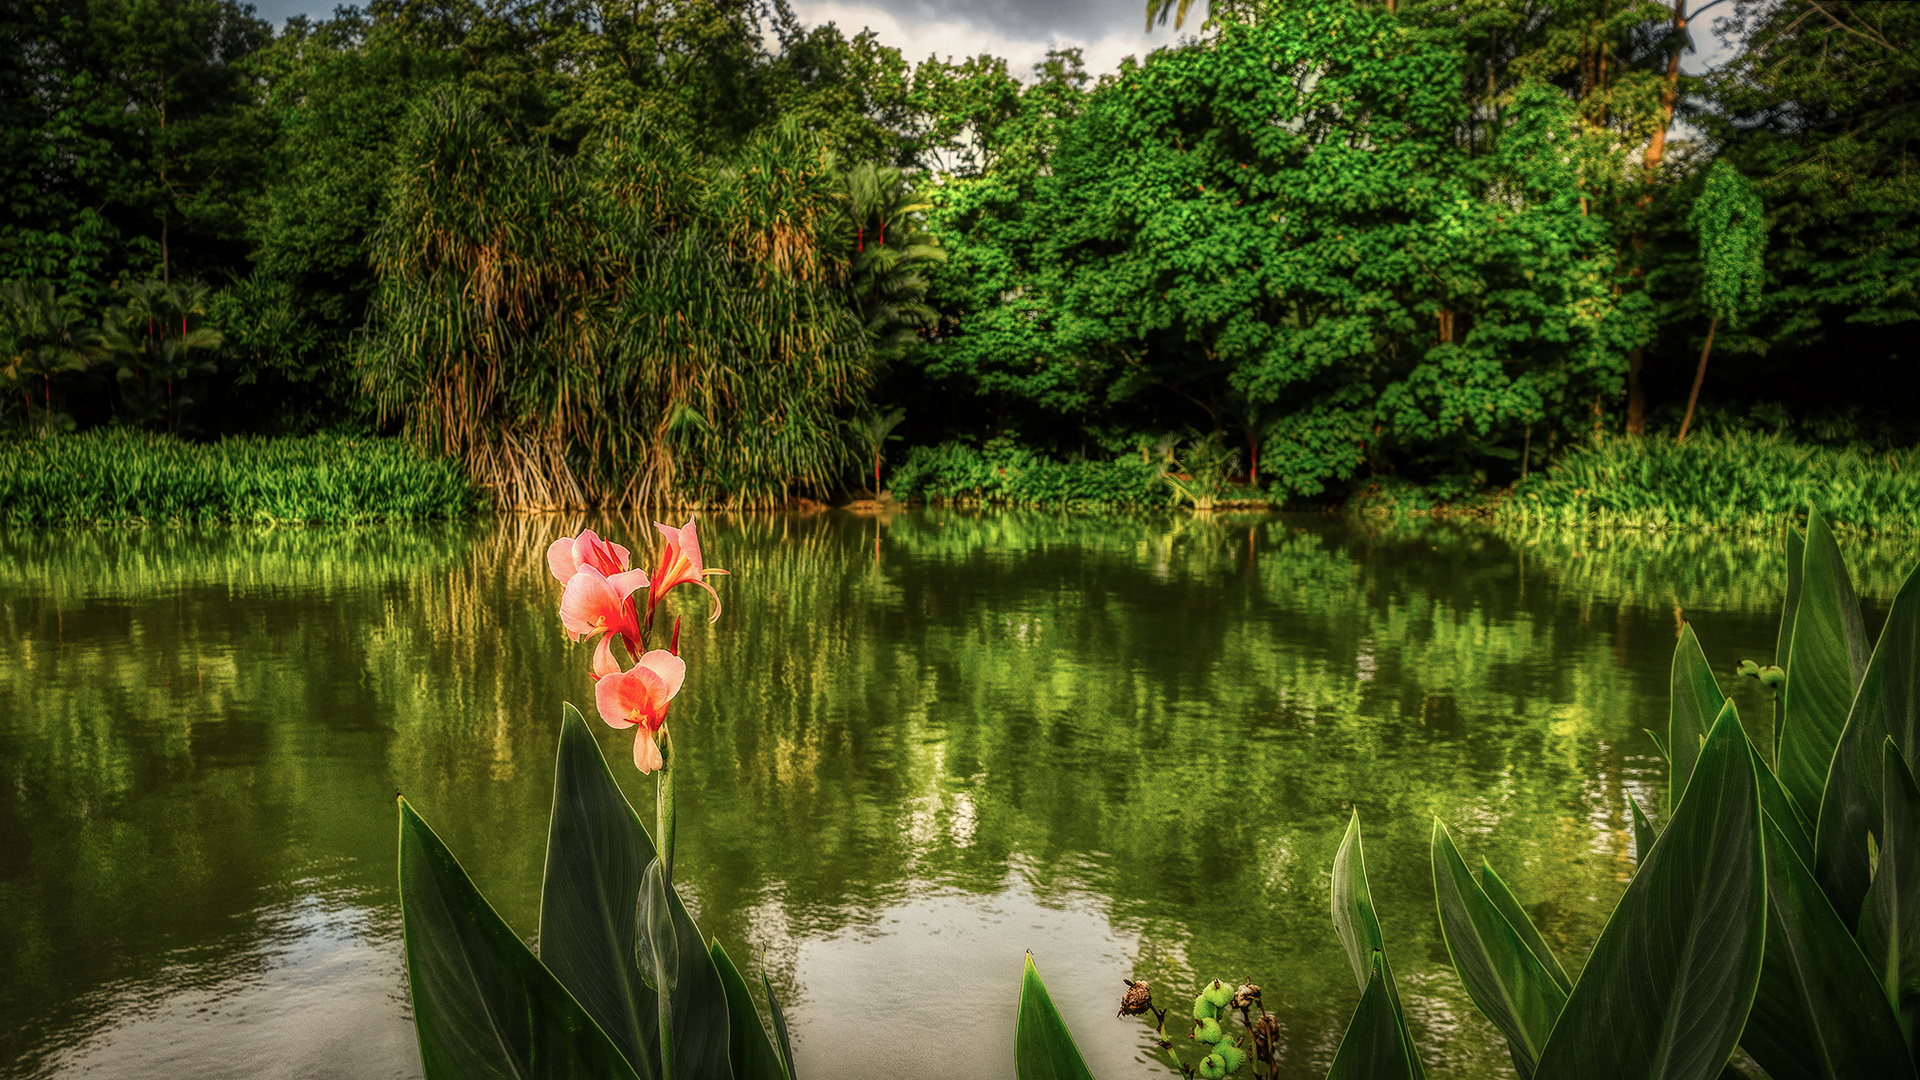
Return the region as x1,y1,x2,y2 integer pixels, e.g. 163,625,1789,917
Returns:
2,0,1914,508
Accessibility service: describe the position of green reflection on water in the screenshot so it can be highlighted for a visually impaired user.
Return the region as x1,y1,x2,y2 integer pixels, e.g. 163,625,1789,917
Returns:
2,513,1911,1079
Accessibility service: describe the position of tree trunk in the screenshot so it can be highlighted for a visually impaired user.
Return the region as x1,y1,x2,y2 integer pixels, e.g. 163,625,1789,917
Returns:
1626,346,1647,434
1677,315,1718,443
1644,0,1688,177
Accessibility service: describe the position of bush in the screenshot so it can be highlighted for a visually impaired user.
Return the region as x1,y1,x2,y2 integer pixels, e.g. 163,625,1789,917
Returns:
889,438,1175,508
0,430,483,525
1501,431,1920,533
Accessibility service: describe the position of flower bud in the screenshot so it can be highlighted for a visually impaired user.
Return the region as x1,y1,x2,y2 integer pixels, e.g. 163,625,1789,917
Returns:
1119,979,1153,1017
1760,665,1786,688
1193,1017,1223,1045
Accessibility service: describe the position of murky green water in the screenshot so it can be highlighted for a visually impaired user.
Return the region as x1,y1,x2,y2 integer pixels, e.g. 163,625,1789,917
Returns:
3,512,1913,1079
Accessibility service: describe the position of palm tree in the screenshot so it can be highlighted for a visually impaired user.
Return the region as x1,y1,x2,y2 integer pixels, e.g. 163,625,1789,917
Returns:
852,406,906,496
840,162,947,364
104,279,225,432
0,281,107,436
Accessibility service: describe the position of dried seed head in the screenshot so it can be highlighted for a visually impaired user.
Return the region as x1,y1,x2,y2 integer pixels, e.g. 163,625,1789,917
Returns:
1230,981,1261,1013
1251,1013,1281,1065
1119,979,1154,1017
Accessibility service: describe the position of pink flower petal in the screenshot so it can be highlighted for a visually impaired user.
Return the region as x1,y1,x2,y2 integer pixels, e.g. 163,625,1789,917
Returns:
594,670,637,729
634,731,664,773
635,650,686,700
547,538,580,583
591,635,623,681
606,568,651,600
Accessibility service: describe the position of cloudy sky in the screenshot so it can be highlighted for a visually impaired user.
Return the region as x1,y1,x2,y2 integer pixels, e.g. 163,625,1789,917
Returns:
245,0,1739,81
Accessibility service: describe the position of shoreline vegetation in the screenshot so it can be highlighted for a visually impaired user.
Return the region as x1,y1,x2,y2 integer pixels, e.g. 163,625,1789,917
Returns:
5,427,1918,534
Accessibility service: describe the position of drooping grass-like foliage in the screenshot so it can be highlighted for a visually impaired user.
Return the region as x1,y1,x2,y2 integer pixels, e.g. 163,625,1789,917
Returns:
0,430,481,525
1505,432,1920,533
361,92,872,511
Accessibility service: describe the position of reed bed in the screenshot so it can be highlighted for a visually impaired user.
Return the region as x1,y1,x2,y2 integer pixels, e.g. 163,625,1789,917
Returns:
1501,432,1920,534
0,430,482,525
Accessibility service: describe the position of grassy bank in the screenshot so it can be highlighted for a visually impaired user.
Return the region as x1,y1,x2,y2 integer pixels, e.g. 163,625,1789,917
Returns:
0,431,482,525
890,440,1179,508
1495,432,1920,533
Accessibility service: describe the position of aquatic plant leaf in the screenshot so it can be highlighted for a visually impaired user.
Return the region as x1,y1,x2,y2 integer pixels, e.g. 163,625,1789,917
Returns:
398,798,642,1080
537,704,729,1080
1670,623,1727,809
1755,742,1814,870
539,704,660,1075
1480,861,1573,995
1780,509,1870,820
1630,793,1657,868
1016,953,1096,1080
1532,708,1764,1080
1816,562,1920,930
1332,811,1425,1079
1742,809,1914,1080
1778,526,1805,672
763,967,795,1078
1859,739,1920,1050
1326,955,1417,1080
1431,822,1567,1076
711,940,789,1080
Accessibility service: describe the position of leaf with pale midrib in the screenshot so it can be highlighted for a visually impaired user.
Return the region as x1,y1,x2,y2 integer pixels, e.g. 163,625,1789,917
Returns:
1780,509,1870,820
1670,623,1726,810
1859,739,1920,1051
1532,707,1764,1080
1015,953,1095,1080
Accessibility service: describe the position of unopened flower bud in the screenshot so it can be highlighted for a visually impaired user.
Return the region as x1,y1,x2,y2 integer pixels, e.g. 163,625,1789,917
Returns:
1193,1017,1223,1045
1119,979,1153,1017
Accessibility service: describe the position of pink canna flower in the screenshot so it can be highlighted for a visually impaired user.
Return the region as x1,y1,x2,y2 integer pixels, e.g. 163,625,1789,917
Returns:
559,564,649,654
645,517,729,629
594,649,686,773
547,529,632,584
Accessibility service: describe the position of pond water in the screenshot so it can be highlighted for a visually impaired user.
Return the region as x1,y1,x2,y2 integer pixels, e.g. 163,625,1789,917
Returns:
3,512,1914,1080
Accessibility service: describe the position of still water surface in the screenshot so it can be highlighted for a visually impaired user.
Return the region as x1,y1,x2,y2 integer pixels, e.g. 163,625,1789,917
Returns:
3,512,1913,1079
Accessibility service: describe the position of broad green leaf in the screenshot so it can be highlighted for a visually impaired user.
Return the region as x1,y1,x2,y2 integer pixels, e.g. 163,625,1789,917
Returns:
1630,793,1656,867
1481,861,1572,995
1778,526,1805,672
1815,562,1920,930
1326,954,1416,1080
539,704,659,1075
1670,624,1727,809
1532,707,1764,1080
711,941,789,1080
398,798,643,1080
1431,822,1567,1077
763,968,795,1078
1756,746,1814,869
1741,810,1914,1080
1015,953,1096,1080
536,705,729,1080
1332,811,1425,1079
1859,739,1920,1049
639,859,679,994
1780,509,1870,820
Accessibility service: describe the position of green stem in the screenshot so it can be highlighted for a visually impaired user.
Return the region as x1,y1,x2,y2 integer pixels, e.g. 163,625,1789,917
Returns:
657,728,676,883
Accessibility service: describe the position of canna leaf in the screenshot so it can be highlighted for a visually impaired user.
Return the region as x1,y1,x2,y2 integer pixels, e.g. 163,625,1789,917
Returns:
1326,953,1417,1080
398,798,643,1080
1431,821,1567,1077
711,940,789,1080
1015,953,1096,1080
1669,623,1727,810
1630,792,1656,867
1332,810,1425,1079
1778,526,1805,673
1532,707,1765,1080
1480,860,1573,995
1740,808,1914,1080
764,966,796,1080
539,704,660,1075
1779,509,1871,821
1858,739,1920,1050
1815,561,1920,931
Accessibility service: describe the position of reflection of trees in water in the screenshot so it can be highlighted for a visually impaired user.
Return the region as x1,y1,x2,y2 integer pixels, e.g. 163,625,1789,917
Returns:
3,513,1908,1078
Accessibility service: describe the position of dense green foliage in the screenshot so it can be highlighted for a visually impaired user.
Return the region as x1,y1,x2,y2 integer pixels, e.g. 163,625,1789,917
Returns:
1501,433,1920,533
890,439,1174,508
3,0,1916,508
0,430,480,524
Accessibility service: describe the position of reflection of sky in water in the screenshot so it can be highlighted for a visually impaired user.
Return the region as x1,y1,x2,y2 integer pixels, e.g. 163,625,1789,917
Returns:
37,889,415,1079
3,515,1912,1079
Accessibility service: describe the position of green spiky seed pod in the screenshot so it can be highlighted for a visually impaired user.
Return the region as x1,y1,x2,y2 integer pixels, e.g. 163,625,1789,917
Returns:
1203,979,1234,1008
1217,1042,1247,1072
1199,1052,1228,1079
1193,994,1217,1020
1194,1017,1223,1044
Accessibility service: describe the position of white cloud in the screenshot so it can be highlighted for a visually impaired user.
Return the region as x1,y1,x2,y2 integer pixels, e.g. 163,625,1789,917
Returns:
790,1,1185,78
